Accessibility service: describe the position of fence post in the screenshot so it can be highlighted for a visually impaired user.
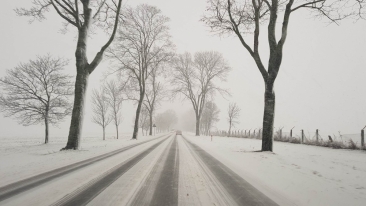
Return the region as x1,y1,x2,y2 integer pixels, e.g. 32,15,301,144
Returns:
259,129,262,139
316,129,319,142
362,129,365,148
301,130,304,144
249,130,251,137
290,126,295,139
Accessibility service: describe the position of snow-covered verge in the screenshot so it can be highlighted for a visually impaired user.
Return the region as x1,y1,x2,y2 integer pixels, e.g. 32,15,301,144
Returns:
0,133,165,187
185,133,366,206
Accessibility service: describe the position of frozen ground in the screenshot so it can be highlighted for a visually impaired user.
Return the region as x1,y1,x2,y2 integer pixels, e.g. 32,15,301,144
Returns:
0,132,156,187
185,133,366,206
1,133,366,206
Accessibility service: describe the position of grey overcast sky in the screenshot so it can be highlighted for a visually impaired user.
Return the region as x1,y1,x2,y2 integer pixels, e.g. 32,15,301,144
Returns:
1,0,366,140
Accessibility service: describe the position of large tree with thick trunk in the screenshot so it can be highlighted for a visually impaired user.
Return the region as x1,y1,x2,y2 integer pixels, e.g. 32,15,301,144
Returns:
0,55,73,144
203,0,365,151
107,4,174,140
16,0,123,149
171,51,230,136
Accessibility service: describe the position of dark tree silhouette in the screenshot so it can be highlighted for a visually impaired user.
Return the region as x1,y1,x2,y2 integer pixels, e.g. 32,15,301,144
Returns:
16,0,123,150
107,4,174,140
203,0,365,151
0,55,73,143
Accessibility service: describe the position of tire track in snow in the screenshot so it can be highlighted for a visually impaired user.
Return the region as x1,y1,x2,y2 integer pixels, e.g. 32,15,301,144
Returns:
149,135,179,206
129,135,179,206
0,133,169,202
182,135,279,206
51,135,172,206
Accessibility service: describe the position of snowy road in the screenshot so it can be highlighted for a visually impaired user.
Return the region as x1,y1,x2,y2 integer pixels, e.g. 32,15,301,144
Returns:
0,133,279,206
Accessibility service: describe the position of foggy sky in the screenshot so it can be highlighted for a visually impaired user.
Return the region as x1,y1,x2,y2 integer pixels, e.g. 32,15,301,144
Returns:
1,0,366,140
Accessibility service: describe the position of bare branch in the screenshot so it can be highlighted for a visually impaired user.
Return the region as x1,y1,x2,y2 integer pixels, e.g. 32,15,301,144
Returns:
0,54,73,127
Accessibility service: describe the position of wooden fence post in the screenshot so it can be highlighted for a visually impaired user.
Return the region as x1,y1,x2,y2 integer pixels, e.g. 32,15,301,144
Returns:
316,129,319,142
362,129,365,148
301,130,304,144
290,126,295,138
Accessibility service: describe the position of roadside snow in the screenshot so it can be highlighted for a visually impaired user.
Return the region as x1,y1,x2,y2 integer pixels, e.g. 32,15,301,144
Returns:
185,134,366,206
0,133,163,187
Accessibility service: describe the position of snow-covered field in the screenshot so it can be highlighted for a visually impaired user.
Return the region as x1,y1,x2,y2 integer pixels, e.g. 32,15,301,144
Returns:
1,132,366,206
185,134,366,206
0,133,161,187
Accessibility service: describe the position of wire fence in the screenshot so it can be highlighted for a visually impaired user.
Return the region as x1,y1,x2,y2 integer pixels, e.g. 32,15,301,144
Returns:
210,128,366,150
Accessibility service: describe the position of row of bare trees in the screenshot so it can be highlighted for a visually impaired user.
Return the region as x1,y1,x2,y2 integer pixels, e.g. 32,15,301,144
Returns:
15,0,124,149
91,79,125,140
107,4,174,140
10,0,365,152
170,51,231,136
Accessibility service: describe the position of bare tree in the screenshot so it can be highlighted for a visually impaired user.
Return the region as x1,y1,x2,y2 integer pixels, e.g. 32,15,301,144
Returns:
171,51,230,136
155,110,178,132
227,102,240,137
107,4,174,140
91,88,112,140
144,66,166,136
0,55,73,144
200,101,220,136
104,79,126,139
16,0,123,149
202,0,365,151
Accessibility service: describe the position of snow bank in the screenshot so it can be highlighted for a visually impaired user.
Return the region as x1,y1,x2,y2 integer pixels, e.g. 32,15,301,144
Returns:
0,132,162,187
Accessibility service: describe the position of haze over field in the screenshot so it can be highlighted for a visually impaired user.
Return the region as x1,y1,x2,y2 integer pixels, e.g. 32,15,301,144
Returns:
0,0,366,140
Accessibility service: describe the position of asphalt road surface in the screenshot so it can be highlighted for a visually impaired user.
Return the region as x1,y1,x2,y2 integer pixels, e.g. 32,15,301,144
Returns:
0,133,279,206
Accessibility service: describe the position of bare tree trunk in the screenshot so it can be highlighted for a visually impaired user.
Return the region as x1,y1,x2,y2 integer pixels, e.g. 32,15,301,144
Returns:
195,114,200,136
64,70,89,149
116,124,119,139
63,20,90,149
103,126,106,140
44,110,49,144
261,83,275,151
132,92,144,139
228,123,232,137
149,111,153,136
